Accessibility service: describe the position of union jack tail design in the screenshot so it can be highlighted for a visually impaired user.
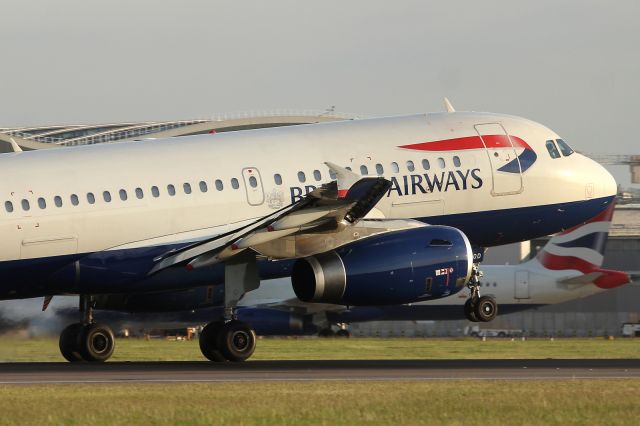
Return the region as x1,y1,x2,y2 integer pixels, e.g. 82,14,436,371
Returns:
536,201,629,289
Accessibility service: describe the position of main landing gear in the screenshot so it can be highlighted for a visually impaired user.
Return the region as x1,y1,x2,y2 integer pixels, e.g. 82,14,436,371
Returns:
199,318,257,362
59,295,115,362
464,264,498,323
199,251,259,362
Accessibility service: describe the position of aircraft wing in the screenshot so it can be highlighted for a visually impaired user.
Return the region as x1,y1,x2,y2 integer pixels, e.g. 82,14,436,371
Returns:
149,162,392,274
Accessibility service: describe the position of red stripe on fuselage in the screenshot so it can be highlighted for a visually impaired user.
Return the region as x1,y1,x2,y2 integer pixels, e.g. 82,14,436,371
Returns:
399,135,532,152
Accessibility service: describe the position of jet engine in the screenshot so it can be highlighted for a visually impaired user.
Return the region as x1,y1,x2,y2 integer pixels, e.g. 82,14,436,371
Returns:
291,226,473,305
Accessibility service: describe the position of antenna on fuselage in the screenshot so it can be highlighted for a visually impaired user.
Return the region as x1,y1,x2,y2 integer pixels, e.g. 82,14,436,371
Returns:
443,97,455,113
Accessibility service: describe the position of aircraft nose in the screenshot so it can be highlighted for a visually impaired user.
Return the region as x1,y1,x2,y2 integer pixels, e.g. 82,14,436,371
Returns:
595,159,617,199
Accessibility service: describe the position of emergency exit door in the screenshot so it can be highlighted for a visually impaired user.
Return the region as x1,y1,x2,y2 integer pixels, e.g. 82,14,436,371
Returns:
241,167,265,206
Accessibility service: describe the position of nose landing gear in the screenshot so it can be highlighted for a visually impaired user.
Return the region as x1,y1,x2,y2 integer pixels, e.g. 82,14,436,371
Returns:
464,265,498,323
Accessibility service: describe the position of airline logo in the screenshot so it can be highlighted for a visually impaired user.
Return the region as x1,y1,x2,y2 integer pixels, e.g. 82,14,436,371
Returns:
399,134,537,174
536,203,629,289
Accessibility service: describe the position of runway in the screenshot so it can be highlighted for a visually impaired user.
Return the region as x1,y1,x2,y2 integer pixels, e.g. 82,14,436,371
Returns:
1,359,639,384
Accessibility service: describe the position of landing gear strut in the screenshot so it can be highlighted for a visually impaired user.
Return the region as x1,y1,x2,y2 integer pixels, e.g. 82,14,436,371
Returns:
464,264,498,323
199,251,259,362
59,295,115,362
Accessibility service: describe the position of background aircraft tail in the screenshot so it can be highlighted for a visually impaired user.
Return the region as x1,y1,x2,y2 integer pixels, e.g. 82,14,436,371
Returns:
533,202,629,288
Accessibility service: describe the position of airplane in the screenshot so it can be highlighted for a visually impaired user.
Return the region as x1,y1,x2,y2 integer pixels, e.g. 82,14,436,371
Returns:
0,102,617,362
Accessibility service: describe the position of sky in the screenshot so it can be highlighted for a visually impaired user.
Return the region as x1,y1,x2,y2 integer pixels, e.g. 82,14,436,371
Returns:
0,0,638,184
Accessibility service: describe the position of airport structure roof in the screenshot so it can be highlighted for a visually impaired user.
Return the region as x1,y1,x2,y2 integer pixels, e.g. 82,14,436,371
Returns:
0,110,355,151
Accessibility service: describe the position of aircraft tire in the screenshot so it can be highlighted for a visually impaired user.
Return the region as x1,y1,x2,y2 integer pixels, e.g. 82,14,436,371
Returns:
217,320,256,362
474,296,498,322
59,323,85,362
199,320,227,362
464,299,479,322
78,323,115,362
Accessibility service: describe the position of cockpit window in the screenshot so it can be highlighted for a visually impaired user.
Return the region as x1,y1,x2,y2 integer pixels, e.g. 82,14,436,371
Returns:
545,140,561,159
555,139,574,157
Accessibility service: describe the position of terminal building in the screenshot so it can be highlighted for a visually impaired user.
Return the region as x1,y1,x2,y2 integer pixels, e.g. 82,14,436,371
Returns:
1,112,638,337
0,111,350,151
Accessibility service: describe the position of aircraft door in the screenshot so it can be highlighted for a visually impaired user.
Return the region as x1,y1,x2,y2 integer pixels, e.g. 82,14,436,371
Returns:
474,123,523,196
242,167,265,206
514,271,530,299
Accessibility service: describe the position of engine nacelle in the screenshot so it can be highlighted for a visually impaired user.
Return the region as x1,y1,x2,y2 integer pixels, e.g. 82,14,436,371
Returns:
291,226,472,305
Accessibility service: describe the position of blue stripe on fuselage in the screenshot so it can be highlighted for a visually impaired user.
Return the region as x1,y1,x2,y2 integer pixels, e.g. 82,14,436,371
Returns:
0,195,614,300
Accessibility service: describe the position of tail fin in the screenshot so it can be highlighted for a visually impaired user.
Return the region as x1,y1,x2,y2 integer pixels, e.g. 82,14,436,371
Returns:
535,202,629,289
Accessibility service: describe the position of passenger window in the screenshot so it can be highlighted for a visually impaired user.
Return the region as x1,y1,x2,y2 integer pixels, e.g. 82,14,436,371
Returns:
453,156,461,167
297,171,306,183
103,191,112,202
70,194,79,206
329,169,337,180
21,199,30,211
545,140,561,159
375,164,384,175
120,189,128,201
249,176,258,188
4,201,13,213
151,186,159,198
422,159,430,170
199,181,208,193
38,197,46,209
135,188,144,199
215,180,224,191
183,183,192,194
438,158,445,169
360,165,368,175
87,193,95,204
54,196,62,207
231,178,239,189
167,184,176,196
313,170,322,181
274,174,282,185
556,139,574,157
391,162,399,173
406,160,415,172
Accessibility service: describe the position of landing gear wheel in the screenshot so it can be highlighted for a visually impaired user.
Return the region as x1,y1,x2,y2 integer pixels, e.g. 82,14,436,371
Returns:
464,299,479,322
217,320,256,362
78,323,115,362
199,320,227,362
59,323,84,362
474,296,498,322
336,329,351,338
